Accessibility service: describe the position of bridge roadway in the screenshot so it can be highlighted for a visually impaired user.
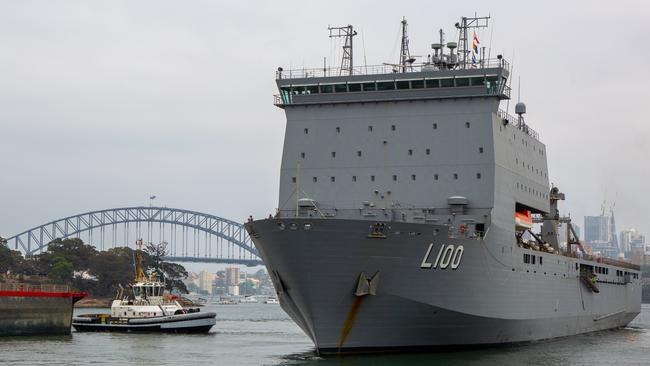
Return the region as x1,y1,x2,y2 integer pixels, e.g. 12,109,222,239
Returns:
5,206,263,265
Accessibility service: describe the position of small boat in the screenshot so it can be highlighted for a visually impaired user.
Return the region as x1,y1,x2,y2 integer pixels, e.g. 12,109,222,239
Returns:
72,240,216,333
242,296,258,303
264,297,279,304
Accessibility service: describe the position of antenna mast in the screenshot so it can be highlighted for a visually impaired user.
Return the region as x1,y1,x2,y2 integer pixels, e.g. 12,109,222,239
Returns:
455,15,490,69
399,17,412,73
328,25,357,76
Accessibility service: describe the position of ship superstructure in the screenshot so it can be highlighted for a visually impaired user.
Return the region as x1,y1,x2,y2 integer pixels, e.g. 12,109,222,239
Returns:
247,16,641,354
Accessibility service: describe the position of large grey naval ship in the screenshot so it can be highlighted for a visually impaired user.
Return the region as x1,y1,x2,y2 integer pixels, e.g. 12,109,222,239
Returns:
245,16,641,354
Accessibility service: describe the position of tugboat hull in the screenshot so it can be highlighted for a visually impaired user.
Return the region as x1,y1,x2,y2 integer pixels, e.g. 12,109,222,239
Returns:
72,312,216,333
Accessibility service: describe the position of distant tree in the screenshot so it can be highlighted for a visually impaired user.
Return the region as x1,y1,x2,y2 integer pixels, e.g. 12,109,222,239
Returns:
89,248,138,297
145,241,189,294
49,257,74,283
0,245,24,274
37,238,98,272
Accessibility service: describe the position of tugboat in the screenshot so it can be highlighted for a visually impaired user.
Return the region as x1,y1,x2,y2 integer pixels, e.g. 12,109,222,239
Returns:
72,240,216,333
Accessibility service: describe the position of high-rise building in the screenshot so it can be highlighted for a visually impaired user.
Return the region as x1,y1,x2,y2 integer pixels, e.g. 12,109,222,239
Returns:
225,266,240,287
198,270,214,294
620,229,646,252
584,216,610,244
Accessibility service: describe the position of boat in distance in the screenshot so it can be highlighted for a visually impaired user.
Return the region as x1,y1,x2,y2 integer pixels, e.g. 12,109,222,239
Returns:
245,15,641,354
72,240,215,333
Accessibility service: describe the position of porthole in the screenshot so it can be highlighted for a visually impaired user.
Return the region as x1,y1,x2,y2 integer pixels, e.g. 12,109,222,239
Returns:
303,223,312,230
277,222,285,230
289,223,298,230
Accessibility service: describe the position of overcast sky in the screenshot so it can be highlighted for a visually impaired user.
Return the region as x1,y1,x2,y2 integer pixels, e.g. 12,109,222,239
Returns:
1,0,649,247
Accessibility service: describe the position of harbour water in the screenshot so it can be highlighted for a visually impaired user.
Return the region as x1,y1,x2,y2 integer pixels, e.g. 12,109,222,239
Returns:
1,304,649,365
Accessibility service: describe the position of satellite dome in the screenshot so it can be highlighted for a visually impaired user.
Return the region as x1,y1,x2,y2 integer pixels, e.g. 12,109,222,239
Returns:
515,102,526,115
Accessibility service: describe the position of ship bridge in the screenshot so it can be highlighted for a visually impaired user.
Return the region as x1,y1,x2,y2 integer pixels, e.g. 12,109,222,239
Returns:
274,59,511,108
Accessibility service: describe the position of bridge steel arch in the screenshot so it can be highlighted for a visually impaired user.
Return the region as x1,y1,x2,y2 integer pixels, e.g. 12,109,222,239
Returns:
6,206,262,265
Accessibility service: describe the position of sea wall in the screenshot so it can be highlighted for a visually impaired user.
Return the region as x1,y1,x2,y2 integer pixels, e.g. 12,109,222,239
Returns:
0,296,73,336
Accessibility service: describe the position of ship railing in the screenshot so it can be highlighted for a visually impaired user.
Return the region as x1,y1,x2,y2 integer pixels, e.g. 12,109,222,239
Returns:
497,109,540,140
0,282,71,293
562,251,640,271
276,59,509,80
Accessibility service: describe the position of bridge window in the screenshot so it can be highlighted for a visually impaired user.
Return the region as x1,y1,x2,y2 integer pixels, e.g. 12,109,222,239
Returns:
393,175,398,181
396,80,410,89
305,85,319,94
411,174,416,181
470,77,485,86
304,128,309,134
300,152,305,159
370,175,375,182
334,84,347,93
440,78,454,88
357,150,362,157
330,176,335,182
336,126,341,133
465,122,471,128
426,148,430,155
348,83,362,92
391,124,396,131
411,79,425,89
331,151,336,158
476,173,481,179
292,177,296,183
352,175,357,182
408,149,413,156
426,79,439,88
368,125,373,132
320,84,333,93
312,177,317,183
433,123,438,130
479,147,484,153
453,173,458,180
362,82,376,91
456,78,470,87
377,81,395,91
434,174,439,181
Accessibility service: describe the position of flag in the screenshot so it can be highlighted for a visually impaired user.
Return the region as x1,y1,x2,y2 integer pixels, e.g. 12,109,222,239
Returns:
471,32,480,68
149,195,156,200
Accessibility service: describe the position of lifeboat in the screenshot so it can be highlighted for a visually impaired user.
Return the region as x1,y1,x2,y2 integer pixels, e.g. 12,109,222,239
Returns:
515,210,533,230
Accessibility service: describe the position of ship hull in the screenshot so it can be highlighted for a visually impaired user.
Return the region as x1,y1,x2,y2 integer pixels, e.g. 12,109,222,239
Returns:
247,218,641,354
72,312,216,333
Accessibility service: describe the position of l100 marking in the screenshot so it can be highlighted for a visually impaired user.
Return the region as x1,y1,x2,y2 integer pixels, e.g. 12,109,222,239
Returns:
420,244,464,270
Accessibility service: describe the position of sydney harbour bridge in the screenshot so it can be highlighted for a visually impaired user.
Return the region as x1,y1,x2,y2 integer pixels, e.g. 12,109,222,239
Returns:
5,207,262,266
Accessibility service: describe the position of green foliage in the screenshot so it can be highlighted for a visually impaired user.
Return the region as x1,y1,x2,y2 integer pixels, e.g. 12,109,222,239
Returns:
145,241,188,294
0,245,24,274
1,238,188,298
49,257,74,283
